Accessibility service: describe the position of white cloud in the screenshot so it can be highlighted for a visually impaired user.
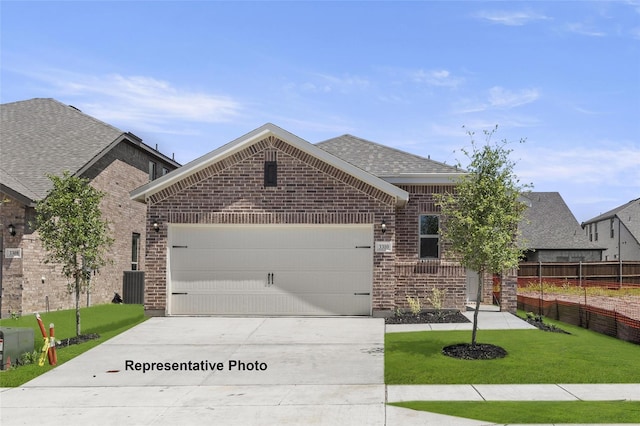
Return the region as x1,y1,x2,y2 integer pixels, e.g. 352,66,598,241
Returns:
454,86,540,113
488,86,540,108
566,22,607,37
516,145,640,186
292,73,370,95
412,69,464,88
476,10,551,26
55,73,242,125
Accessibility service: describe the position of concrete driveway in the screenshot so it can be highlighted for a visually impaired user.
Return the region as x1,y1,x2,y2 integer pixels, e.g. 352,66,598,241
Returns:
0,317,385,425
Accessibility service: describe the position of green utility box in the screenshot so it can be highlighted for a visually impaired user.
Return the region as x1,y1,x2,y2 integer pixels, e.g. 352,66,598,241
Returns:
0,327,35,370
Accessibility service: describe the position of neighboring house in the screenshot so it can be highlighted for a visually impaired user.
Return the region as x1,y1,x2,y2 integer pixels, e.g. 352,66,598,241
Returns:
581,198,640,261
131,124,518,317
0,98,179,318
519,192,604,262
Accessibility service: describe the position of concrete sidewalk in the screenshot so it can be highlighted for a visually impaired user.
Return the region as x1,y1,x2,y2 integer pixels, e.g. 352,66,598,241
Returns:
386,384,640,426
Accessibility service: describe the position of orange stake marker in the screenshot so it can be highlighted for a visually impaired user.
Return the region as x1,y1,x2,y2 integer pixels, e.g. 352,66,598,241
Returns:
48,323,57,366
35,313,50,367
35,313,47,339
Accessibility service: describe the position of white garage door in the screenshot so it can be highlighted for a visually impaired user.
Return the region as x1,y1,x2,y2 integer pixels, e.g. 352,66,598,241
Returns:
167,224,373,315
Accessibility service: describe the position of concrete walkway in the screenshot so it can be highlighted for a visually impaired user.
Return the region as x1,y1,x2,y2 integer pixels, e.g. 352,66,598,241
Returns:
1,317,386,425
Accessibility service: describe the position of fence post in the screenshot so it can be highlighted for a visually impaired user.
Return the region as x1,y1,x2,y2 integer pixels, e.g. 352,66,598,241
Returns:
578,261,581,287
539,260,543,316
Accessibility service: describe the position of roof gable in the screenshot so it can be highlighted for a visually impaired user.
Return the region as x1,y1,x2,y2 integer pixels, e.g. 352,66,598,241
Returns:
131,123,409,207
584,197,640,243
0,98,179,202
1,98,125,200
316,134,466,184
520,192,602,250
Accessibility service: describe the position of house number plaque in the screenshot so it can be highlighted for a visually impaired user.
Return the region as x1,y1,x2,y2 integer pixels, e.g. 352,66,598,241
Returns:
374,241,393,253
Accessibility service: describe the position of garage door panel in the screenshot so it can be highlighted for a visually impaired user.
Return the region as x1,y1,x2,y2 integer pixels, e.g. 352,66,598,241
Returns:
171,248,282,271
168,225,373,316
170,225,372,250
271,271,371,293
171,293,371,316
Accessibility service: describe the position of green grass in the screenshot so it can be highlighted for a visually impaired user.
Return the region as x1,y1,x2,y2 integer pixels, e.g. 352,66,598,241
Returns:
386,316,640,384
390,401,640,423
0,304,147,387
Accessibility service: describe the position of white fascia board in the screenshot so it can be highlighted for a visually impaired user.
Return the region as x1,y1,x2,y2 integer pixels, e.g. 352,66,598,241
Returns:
383,173,467,185
131,123,409,207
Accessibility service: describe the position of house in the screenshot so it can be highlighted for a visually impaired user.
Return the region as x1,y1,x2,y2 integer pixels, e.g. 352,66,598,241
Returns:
519,192,604,262
0,98,179,318
581,198,640,261
131,123,518,317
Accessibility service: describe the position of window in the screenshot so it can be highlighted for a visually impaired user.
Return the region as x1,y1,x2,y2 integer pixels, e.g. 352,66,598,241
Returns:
588,224,593,241
610,218,615,238
162,167,170,176
594,222,598,241
131,233,140,270
419,215,439,258
264,161,277,187
148,161,157,181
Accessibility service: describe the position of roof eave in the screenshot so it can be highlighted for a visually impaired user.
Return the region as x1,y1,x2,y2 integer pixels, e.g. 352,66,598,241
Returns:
0,184,37,207
383,173,467,185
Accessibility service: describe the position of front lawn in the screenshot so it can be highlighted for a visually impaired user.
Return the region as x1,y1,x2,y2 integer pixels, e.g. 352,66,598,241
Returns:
386,318,640,384
0,304,146,387
390,401,640,424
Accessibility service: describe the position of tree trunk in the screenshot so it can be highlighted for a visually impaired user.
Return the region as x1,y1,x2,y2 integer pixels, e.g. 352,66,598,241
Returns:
75,272,81,336
471,268,484,347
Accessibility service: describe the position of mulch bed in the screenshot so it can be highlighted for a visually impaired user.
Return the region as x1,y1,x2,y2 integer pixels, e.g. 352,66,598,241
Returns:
385,310,470,324
524,317,571,334
56,333,100,348
442,343,508,360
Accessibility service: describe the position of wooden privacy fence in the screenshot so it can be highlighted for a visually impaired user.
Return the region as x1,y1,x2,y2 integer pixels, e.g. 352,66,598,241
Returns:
519,261,640,287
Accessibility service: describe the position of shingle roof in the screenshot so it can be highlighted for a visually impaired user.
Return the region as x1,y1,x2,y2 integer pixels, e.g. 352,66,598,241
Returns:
316,134,464,178
1,98,125,201
519,192,602,250
583,197,640,244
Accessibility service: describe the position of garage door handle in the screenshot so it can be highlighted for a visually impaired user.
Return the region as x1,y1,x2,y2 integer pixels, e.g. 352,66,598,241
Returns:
355,245,371,249
172,292,188,295
266,273,274,286
172,245,188,248
354,292,370,296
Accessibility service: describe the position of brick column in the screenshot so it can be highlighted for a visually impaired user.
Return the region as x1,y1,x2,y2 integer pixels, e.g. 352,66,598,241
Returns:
500,268,518,313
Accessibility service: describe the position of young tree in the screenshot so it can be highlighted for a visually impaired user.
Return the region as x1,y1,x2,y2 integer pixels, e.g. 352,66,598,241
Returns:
36,171,114,336
436,126,530,347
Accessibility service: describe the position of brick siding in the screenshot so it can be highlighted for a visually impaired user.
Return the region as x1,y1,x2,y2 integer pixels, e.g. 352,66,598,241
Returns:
0,140,177,318
393,185,468,311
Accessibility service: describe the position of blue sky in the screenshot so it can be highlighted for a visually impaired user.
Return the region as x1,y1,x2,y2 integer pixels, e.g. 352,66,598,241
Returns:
2,1,639,222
